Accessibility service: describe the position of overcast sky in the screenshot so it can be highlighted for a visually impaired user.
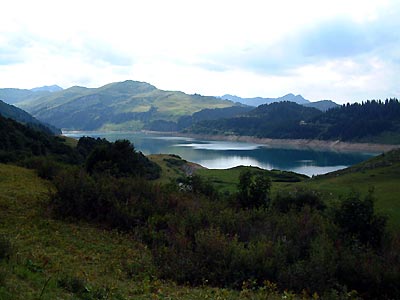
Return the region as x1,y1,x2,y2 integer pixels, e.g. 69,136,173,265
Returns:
1,0,399,103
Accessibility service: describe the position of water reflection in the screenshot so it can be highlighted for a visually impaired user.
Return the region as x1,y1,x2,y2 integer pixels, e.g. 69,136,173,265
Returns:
63,131,376,176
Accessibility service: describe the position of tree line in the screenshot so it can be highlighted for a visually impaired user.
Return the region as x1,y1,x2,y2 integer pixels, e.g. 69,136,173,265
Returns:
188,99,400,143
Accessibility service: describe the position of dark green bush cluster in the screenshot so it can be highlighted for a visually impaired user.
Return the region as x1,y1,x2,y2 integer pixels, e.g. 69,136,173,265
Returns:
0,235,12,261
51,169,165,229
82,138,160,179
237,170,271,209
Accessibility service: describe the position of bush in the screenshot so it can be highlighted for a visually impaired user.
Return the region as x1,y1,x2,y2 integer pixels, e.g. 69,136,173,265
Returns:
237,170,271,209
85,139,160,179
334,192,387,248
22,156,64,180
0,235,12,261
51,169,164,230
272,189,325,213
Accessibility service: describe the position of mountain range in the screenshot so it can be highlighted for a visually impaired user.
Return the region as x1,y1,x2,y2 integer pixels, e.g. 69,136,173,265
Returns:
220,94,339,111
0,85,63,105
2,80,385,142
11,80,235,131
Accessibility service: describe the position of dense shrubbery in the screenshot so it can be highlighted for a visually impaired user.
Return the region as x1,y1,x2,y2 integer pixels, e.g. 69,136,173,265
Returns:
81,137,161,179
49,163,400,299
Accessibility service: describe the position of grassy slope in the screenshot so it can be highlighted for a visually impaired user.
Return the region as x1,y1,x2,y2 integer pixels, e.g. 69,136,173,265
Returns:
196,166,308,194
291,151,400,230
147,154,187,185
195,150,400,231
19,81,235,131
1,163,298,299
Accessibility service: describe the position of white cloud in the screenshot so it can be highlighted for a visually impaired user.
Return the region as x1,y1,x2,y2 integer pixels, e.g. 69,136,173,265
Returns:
0,0,399,103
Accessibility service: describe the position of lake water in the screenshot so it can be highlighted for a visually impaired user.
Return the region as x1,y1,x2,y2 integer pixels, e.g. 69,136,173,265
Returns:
63,131,377,176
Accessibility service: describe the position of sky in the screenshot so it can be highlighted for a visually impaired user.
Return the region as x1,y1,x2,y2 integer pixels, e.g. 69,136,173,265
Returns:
1,0,399,103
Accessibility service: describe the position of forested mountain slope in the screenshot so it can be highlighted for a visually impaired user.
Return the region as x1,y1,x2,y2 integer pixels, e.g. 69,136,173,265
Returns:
189,99,400,144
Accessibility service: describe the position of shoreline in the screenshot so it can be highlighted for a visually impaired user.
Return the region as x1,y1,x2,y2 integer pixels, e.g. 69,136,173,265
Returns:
63,130,400,153
142,131,399,153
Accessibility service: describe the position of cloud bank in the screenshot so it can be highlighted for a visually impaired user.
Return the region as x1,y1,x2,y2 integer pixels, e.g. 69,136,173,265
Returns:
1,0,399,103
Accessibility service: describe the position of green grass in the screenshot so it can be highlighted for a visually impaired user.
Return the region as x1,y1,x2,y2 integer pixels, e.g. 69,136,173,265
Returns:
290,162,400,230
148,154,188,185
1,163,302,299
59,135,78,148
195,150,400,231
196,166,308,195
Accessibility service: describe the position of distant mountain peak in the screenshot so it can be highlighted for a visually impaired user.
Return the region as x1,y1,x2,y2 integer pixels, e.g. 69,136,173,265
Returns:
220,93,309,106
31,85,63,93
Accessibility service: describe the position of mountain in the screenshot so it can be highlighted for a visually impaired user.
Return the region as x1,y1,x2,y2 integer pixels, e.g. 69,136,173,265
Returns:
189,99,400,144
30,85,63,93
220,94,340,111
220,93,310,106
304,100,339,111
18,80,237,131
190,101,323,139
0,100,61,134
0,85,62,105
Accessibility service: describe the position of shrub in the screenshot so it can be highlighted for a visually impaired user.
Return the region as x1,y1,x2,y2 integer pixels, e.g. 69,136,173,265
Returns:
334,192,387,248
22,156,64,180
85,139,160,179
272,189,325,213
0,235,12,261
237,170,271,209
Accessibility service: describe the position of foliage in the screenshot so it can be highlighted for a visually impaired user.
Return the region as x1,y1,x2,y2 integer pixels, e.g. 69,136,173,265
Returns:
0,114,81,164
334,192,387,248
273,189,325,213
84,138,161,179
189,99,400,143
0,235,12,261
0,99,61,134
49,158,400,298
237,170,271,208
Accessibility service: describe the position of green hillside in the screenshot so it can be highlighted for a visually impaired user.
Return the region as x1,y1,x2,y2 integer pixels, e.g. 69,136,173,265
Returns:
0,163,270,300
0,100,60,134
18,80,236,131
190,99,400,144
1,119,399,298
197,149,400,230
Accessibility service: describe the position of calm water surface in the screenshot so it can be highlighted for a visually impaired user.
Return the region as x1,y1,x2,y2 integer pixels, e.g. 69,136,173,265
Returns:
64,131,377,176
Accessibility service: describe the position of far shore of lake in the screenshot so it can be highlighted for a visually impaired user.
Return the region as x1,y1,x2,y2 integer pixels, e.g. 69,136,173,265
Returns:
62,130,400,153
142,131,399,153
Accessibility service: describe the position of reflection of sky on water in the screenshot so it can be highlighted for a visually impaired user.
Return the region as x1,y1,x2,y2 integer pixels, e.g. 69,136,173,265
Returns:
198,156,273,170
63,131,377,176
175,142,260,151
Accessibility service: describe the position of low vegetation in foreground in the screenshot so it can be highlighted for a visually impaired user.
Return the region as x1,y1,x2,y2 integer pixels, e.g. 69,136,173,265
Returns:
1,117,400,299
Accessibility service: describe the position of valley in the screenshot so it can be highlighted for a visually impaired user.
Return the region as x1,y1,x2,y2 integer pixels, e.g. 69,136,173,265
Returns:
1,81,400,299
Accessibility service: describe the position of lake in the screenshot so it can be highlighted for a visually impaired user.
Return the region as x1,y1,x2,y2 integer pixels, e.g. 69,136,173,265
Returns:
63,131,377,176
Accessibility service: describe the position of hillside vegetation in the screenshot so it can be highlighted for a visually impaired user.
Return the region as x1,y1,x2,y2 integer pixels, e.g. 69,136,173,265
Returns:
0,100,60,134
0,163,270,300
190,99,400,144
1,117,400,299
197,149,400,231
16,80,236,131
